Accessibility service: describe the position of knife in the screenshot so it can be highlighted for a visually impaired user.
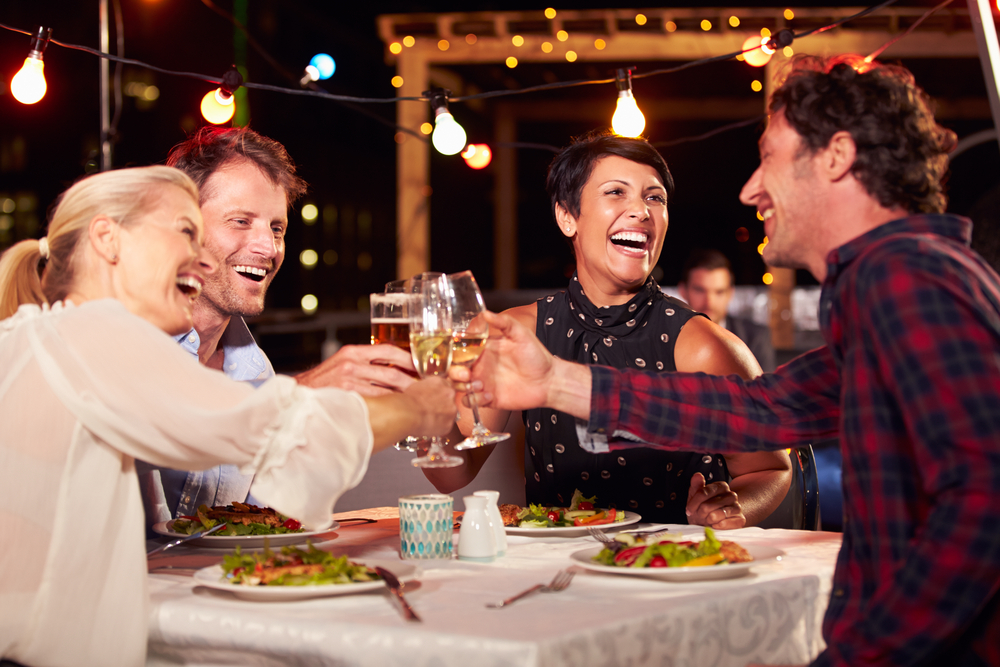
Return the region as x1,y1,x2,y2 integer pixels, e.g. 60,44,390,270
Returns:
374,566,421,622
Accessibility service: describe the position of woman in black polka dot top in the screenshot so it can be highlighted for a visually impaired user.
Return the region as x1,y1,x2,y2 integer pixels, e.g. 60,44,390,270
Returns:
430,131,792,527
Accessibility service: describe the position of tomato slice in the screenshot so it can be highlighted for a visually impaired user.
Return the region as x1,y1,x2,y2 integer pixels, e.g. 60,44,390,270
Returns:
547,510,562,523
613,546,647,566
281,518,302,530
649,555,667,567
577,501,594,511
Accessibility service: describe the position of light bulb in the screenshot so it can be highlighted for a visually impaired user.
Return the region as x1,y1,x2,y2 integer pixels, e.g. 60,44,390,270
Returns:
432,112,467,155
612,90,645,137
310,53,336,80
462,143,492,169
11,57,46,105
742,35,773,67
201,89,236,124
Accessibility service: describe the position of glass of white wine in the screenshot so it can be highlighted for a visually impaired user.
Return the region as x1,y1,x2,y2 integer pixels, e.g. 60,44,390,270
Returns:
408,272,463,468
448,271,510,450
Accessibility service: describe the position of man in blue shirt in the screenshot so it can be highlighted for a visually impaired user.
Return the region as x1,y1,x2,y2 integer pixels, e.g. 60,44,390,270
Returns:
140,127,416,528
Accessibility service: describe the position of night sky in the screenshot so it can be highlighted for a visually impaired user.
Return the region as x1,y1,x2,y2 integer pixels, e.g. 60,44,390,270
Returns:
1,1,996,365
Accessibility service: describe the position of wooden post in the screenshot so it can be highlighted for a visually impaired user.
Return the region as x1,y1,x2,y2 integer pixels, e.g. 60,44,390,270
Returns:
395,52,430,280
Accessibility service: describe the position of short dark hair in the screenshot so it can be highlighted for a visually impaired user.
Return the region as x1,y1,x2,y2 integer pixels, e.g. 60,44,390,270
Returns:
546,130,674,220
680,248,733,285
166,126,308,207
770,54,956,214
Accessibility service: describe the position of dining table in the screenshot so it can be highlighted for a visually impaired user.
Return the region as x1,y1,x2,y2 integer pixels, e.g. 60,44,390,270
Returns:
145,506,842,667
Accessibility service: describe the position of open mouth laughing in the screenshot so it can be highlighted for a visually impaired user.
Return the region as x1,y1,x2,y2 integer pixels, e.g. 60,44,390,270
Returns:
233,265,269,283
610,230,649,254
175,274,203,299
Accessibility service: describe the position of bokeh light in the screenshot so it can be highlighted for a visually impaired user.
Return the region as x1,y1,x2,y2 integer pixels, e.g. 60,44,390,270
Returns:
701,19,712,31
565,50,577,62
402,36,415,47
391,76,404,88
512,35,524,47
751,80,763,92
735,227,750,242
462,143,492,169
466,34,478,45
389,42,402,55
544,7,556,19
541,41,553,53
420,122,433,135
729,16,740,27
301,204,318,223
438,39,450,51
635,14,647,26
784,9,795,20
665,21,677,32
301,294,319,314
506,56,518,68
309,54,335,79
762,273,774,285
594,38,606,50
300,249,319,267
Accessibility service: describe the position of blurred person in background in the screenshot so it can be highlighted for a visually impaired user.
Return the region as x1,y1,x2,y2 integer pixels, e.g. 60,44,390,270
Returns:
678,248,776,372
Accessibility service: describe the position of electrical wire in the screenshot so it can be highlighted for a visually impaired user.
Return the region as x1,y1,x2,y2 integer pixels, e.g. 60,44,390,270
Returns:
865,0,955,62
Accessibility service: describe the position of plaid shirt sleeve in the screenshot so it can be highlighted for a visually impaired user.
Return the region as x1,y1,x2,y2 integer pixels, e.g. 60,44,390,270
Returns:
814,239,1000,667
586,343,841,452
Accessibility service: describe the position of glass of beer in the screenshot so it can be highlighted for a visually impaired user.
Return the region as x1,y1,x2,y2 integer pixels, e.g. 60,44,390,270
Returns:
371,291,420,452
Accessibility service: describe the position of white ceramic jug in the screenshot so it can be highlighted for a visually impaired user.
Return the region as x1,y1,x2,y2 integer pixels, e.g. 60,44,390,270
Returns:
458,495,496,562
473,489,507,557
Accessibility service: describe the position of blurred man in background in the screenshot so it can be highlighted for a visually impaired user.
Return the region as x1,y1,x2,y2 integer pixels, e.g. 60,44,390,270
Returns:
678,248,775,372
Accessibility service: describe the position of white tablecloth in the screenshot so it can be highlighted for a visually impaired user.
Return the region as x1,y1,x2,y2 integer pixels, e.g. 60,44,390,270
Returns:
146,508,841,667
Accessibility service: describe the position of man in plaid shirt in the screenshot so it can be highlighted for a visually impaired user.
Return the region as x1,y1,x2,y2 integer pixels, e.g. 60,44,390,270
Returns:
460,55,1000,666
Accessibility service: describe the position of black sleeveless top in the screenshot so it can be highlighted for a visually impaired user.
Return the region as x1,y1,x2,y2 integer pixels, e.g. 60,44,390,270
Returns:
523,274,729,523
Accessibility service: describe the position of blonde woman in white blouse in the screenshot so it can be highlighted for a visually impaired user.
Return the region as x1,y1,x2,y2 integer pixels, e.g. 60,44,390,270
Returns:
0,166,457,667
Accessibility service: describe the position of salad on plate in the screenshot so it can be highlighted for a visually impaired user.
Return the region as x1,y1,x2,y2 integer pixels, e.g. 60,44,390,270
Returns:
592,527,753,568
221,542,380,586
513,489,628,528
171,502,305,537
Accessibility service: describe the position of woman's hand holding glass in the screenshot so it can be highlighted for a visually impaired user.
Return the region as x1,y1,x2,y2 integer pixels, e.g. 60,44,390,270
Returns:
447,271,510,450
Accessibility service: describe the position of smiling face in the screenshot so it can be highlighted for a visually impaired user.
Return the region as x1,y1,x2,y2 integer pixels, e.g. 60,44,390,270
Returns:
114,184,209,334
558,155,668,303
196,160,288,320
740,110,824,271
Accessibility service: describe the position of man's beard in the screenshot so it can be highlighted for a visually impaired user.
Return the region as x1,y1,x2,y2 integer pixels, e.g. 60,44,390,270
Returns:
199,268,269,318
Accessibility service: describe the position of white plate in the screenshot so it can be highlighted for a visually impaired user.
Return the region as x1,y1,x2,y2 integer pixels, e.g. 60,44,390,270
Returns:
569,544,785,581
152,519,339,549
193,560,418,602
505,511,641,537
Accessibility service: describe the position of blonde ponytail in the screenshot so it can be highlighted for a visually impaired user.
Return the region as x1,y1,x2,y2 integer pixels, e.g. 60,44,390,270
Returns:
0,239,47,319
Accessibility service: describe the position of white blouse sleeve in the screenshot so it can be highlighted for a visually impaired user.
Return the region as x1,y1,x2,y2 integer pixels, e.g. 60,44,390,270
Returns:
27,300,372,529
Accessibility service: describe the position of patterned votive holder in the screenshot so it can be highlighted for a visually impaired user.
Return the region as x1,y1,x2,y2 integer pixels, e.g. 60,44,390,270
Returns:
398,494,454,560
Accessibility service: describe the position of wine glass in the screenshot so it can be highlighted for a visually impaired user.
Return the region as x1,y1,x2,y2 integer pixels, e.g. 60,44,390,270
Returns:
408,272,463,468
447,271,511,450
370,289,420,452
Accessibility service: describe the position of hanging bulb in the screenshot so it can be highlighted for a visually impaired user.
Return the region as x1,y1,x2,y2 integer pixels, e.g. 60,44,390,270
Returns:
424,88,467,155
611,68,645,137
462,143,492,169
742,35,773,67
10,27,52,105
200,67,243,125
301,53,336,86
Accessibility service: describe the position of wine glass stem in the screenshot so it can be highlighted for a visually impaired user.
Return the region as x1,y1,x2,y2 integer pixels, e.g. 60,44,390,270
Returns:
467,387,489,436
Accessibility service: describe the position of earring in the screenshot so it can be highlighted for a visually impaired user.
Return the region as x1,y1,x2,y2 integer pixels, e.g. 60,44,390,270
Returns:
110,254,118,262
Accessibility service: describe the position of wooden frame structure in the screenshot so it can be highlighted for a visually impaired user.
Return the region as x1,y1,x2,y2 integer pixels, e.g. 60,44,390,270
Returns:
378,6,983,346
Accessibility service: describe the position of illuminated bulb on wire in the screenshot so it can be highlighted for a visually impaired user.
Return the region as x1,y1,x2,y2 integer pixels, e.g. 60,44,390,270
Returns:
611,68,645,138
200,68,243,125
424,88,467,155
742,35,773,67
10,27,52,105
462,144,492,169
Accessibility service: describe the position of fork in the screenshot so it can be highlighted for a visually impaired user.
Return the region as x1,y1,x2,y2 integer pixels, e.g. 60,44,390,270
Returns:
486,569,575,608
587,527,616,544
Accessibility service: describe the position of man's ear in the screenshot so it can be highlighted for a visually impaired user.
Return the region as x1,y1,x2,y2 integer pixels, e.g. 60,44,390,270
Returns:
554,203,576,238
88,215,120,264
822,130,856,183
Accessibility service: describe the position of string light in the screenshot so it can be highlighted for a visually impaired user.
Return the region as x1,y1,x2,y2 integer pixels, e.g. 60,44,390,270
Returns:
425,88,467,155
200,68,242,125
462,143,492,169
10,26,51,105
300,53,335,86
611,68,645,138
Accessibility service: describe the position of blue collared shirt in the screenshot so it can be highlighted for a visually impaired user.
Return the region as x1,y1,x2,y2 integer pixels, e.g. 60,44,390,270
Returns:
138,317,274,528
